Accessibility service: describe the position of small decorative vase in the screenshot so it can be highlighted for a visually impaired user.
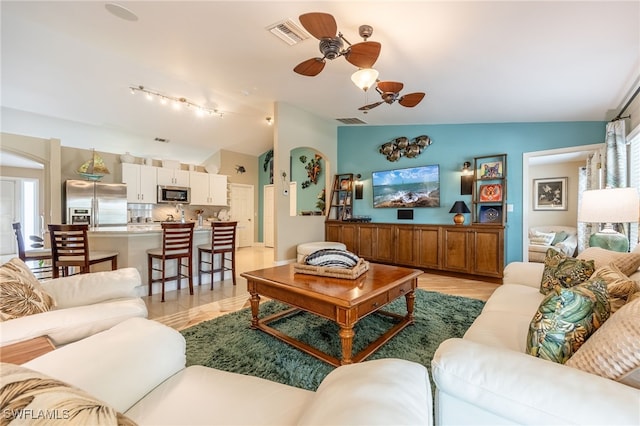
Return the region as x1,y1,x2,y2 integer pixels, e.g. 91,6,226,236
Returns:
120,152,135,163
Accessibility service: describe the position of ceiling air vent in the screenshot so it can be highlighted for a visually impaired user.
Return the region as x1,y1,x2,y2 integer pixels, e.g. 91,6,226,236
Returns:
154,137,169,143
336,117,367,125
267,19,310,46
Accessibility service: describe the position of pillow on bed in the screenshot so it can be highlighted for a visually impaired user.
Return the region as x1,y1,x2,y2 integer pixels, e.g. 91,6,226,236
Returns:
304,249,360,269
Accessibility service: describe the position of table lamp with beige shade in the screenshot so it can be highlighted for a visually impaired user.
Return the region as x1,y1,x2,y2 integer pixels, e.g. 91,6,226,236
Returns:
577,187,639,252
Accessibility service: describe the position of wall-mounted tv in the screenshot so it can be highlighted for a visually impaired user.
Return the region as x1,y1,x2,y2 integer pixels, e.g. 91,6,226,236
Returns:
372,164,440,208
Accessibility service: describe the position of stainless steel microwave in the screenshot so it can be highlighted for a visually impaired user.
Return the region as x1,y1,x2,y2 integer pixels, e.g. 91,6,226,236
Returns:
157,186,190,204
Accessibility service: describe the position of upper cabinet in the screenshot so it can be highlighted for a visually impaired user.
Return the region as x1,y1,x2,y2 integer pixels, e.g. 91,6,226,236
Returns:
471,154,507,225
189,171,227,206
121,163,157,204
157,168,189,187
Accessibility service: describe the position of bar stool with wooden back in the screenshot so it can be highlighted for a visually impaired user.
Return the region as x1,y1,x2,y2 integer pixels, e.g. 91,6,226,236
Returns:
48,224,118,278
147,222,195,302
12,222,52,279
197,221,237,289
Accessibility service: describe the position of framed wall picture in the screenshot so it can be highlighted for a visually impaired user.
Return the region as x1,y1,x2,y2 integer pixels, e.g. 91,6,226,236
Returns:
478,161,503,179
533,177,567,210
479,205,503,223
479,183,502,202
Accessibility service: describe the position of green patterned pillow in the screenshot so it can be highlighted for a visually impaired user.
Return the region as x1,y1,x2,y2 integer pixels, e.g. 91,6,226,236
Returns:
526,278,610,364
540,249,595,295
551,231,569,245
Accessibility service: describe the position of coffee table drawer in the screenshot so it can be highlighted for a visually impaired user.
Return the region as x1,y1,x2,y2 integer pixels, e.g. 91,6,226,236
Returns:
388,280,413,299
359,292,389,317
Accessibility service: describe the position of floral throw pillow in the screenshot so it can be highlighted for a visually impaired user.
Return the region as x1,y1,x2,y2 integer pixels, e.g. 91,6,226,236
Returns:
527,278,610,364
591,264,638,313
0,258,55,321
540,249,595,295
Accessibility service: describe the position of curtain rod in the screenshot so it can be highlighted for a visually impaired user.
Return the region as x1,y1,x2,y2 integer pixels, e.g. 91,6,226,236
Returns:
613,85,640,121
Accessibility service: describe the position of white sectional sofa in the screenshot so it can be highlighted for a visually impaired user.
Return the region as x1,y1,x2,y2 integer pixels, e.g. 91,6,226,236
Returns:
432,260,640,425
19,317,433,425
0,267,147,347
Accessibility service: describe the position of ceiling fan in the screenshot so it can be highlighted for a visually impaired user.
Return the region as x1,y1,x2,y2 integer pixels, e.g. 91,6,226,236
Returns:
293,12,381,77
359,81,426,111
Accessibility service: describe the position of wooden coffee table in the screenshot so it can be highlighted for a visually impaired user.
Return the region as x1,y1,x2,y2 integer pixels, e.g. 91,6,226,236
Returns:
241,263,422,366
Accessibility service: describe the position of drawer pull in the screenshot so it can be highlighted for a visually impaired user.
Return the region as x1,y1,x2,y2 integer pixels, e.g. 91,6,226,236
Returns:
373,302,379,308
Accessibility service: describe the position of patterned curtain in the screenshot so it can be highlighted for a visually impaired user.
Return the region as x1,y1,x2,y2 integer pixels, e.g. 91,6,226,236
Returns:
603,120,629,237
604,120,627,188
577,150,604,252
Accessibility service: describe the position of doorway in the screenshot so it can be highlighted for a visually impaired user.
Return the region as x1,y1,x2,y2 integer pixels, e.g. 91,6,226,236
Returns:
522,143,603,260
229,183,254,248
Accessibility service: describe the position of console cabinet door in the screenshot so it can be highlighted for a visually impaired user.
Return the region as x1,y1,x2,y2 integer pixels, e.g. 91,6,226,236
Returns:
470,227,504,277
394,225,416,265
415,226,441,269
442,227,471,273
340,224,358,253
325,222,342,243
358,224,393,263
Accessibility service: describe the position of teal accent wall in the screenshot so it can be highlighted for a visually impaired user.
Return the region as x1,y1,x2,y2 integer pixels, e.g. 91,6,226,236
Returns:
290,147,325,215
337,121,606,264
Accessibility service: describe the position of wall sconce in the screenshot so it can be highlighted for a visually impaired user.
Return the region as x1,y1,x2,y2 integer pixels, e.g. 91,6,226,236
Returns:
266,117,273,125
460,161,473,195
354,174,363,199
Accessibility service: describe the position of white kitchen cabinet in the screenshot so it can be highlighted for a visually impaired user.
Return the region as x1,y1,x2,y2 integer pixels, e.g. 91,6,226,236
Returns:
157,168,189,187
122,163,157,203
188,172,227,206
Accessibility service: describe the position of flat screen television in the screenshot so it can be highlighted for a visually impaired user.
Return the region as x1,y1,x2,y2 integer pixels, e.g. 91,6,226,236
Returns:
372,164,440,208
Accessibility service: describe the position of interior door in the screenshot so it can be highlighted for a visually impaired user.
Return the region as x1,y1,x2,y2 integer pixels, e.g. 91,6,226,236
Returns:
0,179,18,257
230,183,254,248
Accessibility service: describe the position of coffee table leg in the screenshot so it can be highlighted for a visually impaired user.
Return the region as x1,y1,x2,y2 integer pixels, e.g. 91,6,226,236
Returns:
249,290,261,329
339,325,355,365
405,290,415,323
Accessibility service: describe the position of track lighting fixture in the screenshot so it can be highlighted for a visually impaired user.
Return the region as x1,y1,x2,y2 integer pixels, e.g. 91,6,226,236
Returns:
129,85,223,118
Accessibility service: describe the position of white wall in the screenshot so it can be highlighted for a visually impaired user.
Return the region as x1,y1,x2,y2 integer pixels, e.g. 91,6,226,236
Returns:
273,102,338,263
528,160,584,228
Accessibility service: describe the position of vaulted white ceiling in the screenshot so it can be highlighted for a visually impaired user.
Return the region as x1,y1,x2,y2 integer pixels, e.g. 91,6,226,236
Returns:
2,1,639,164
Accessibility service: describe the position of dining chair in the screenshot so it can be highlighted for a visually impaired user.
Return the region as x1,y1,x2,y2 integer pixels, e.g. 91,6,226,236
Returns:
147,222,195,302
197,221,237,289
48,224,118,278
12,222,52,279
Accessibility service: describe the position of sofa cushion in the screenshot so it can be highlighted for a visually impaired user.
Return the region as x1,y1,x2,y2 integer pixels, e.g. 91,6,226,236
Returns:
529,231,556,245
0,298,148,347
125,365,313,425
566,297,640,389
304,249,360,268
592,264,638,313
526,279,610,363
0,258,55,321
25,317,183,414
540,249,595,295
0,362,135,425
577,247,640,276
298,358,432,426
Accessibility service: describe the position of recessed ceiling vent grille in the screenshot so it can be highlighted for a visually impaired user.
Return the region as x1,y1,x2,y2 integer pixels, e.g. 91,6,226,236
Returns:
267,19,310,45
154,137,170,143
336,117,367,125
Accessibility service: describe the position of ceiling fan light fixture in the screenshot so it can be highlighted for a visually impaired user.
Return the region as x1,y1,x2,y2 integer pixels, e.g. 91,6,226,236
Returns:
351,68,379,91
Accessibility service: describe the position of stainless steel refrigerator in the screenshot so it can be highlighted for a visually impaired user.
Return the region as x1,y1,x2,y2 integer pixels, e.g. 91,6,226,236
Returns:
65,180,128,227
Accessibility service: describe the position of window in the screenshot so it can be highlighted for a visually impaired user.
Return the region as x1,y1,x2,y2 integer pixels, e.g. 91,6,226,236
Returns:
629,130,640,251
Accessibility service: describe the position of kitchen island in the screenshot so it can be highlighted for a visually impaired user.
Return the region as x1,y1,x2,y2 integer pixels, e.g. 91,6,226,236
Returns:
88,223,229,295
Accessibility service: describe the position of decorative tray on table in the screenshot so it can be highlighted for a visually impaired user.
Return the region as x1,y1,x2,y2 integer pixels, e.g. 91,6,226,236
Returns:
293,258,370,279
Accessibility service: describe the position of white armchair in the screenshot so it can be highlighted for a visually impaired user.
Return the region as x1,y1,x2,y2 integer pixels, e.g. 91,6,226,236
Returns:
528,225,578,262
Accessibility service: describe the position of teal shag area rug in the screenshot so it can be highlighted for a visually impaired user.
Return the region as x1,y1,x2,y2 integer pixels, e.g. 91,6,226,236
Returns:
181,289,484,391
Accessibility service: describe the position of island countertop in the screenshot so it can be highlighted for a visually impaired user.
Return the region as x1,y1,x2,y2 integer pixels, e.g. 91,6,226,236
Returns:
88,224,213,235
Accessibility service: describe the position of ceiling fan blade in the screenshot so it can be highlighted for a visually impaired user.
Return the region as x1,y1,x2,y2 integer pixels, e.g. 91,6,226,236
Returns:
377,81,404,94
294,58,326,76
358,101,384,111
299,12,337,39
398,92,426,107
345,41,381,68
